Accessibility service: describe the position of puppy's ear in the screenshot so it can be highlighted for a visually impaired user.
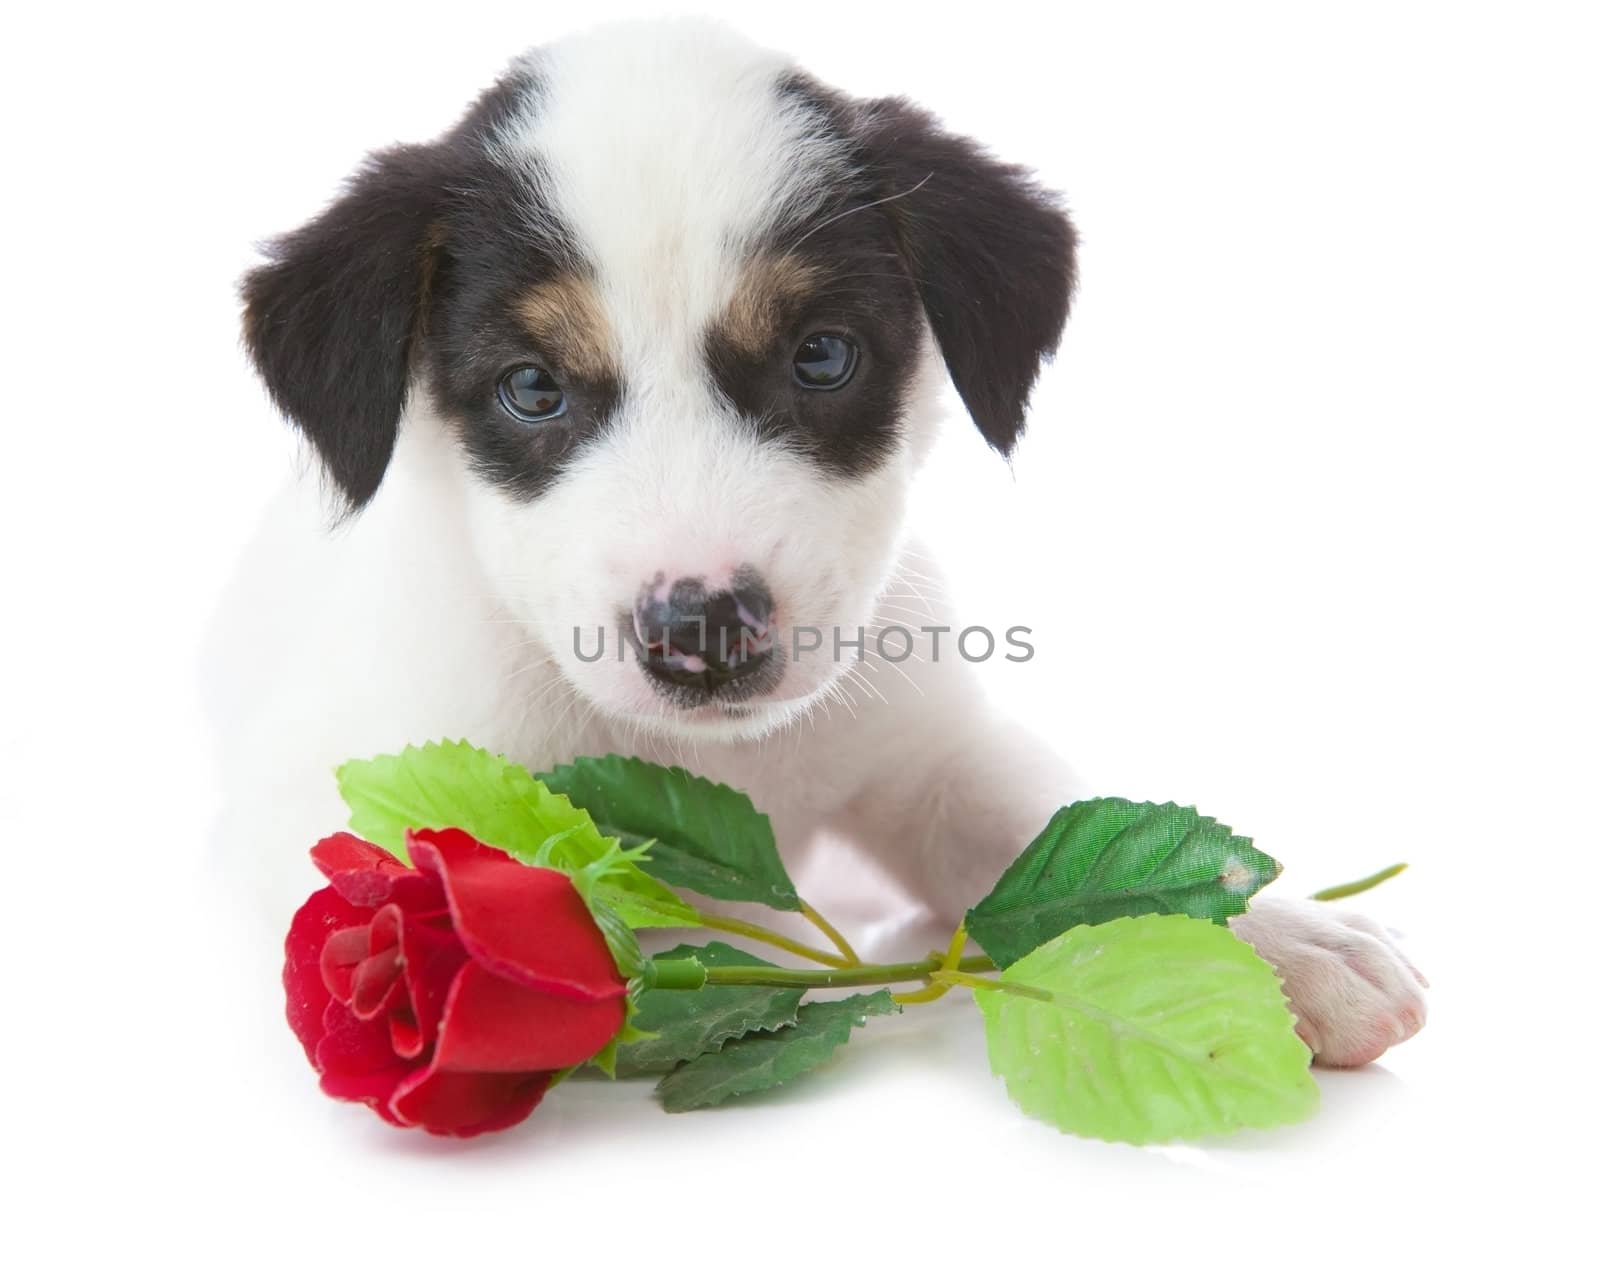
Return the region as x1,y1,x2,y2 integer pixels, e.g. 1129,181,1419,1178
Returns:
855,99,1077,455
241,143,449,509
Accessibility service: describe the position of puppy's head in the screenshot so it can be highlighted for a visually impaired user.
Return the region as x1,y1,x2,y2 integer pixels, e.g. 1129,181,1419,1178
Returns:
243,22,1075,739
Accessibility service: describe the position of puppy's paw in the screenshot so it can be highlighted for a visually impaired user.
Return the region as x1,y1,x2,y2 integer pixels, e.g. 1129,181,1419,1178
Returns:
1228,897,1428,1068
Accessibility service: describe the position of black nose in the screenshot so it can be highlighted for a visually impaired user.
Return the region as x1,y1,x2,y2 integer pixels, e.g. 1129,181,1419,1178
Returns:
633,573,775,695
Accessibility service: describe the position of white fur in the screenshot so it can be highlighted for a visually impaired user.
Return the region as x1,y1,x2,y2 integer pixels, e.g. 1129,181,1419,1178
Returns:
212,20,1425,1067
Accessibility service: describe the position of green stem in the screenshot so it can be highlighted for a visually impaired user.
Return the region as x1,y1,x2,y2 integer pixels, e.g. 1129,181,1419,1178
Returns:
639,941,1018,1015
929,969,1054,1003
942,923,969,970
890,926,981,1005
698,912,852,968
799,899,862,965
676,953,1003,993
892,982,954,1006
701,957,947,989
644,957,709,990
1312,862,1408,901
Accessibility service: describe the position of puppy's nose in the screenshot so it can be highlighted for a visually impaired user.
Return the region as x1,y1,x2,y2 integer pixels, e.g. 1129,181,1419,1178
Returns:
633,573,774,693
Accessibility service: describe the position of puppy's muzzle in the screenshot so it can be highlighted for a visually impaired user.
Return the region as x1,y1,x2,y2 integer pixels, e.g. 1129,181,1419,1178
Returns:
633,571,775,698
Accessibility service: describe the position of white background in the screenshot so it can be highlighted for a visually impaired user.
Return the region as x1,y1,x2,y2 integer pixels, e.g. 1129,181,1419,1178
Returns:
3,1,1596,1272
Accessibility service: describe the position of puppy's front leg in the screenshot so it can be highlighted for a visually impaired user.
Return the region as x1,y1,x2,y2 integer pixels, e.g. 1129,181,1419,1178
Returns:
837,706,1427,1067
1229,897,1428,1067
832,704,1086,925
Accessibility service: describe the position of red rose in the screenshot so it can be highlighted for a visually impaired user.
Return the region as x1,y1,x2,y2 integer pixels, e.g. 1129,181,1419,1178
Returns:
284,828,627,1136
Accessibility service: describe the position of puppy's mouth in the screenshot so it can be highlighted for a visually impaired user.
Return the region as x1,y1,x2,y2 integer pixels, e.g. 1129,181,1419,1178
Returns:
622,684,806,741
667,701,765,723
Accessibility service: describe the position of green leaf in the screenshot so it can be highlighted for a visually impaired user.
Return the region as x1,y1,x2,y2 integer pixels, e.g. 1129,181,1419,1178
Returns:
615,943,803,1077
975,914,1317,1144
336,741,698,930
338,739,609,863
655,991,899,1112
539,754,801,912
965,798,1281,967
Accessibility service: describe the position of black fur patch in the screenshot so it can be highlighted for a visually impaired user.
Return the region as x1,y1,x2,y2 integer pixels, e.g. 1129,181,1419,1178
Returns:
240,65,617,509
778,76,1078,456
702,216,924,478
240,141,453,508
420,158,621,502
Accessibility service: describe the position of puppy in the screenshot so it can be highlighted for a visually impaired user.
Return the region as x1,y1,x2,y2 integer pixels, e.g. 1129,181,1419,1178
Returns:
222,19,1425,1068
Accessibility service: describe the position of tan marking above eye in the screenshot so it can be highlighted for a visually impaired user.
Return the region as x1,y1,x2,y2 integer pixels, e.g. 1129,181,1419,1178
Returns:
717,253,822,357
513,275,619,383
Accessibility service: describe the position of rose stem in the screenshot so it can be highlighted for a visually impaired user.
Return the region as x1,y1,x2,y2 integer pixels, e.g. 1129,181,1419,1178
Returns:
697,912,854,968
798,899,862,965
643,954,1001,993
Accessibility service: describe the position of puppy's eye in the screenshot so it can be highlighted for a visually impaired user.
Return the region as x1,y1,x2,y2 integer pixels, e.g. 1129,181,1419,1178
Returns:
497,365,567,422
792,334,858,390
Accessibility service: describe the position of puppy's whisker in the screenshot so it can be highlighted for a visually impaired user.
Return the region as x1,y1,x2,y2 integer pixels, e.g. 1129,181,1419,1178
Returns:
859,630,929,671
786,172,934,253
854,653,919,697
881,576,949,602
840,663,889,708
870,611,940,630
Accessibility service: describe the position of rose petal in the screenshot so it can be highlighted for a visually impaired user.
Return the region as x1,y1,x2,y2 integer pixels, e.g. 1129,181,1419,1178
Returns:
314,1002,410,1124
349,945,405,1018
284,886,372,1065
389,1008,425,1059
336,904,406,1018
318,924,373,1005
318,902,468,1051
387,1065,551,1137
368,903,402,954
320,1065,412,1124
432,962,625,1073
311,833,445,913
407,828,625,999
310,832,412,880
395,918,468,1055
317,1000,402,1077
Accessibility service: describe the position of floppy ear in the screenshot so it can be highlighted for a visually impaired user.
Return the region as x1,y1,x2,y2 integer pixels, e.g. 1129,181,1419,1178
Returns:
854,98,1077,455
241,143,449,509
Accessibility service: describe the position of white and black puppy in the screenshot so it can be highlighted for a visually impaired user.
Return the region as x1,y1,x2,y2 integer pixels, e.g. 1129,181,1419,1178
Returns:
221,19,1425,1068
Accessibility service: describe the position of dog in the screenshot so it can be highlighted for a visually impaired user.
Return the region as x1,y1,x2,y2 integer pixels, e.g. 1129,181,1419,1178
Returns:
220,19,1425,1068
